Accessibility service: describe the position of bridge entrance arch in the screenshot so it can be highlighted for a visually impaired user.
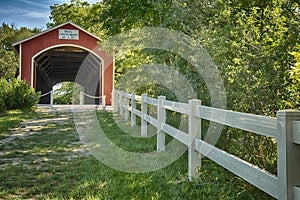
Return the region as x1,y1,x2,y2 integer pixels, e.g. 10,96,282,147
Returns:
13,21,114,105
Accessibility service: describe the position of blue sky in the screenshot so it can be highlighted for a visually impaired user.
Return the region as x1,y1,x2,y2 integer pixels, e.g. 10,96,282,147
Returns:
0,0,99,30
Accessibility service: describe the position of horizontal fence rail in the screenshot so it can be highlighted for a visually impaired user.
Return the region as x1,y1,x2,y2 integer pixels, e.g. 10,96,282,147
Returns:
195,139,278,198
80,91,106,107
112,90,300,200
162,100,190,115
39,90,106,107
196,106,277,139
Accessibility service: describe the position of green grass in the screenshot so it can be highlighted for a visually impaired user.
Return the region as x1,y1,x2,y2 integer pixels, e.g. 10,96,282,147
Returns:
0,109,274,199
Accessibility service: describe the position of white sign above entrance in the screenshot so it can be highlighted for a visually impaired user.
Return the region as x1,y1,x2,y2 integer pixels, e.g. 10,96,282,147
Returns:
58,29,79,40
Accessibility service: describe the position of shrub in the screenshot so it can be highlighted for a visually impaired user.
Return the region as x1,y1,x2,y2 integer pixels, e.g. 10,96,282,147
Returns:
0,78,40,111
0,78,7,114
0,98,6,114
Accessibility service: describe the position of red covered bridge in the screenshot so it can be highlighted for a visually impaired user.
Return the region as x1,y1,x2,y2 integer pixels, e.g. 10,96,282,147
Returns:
13,21,114,105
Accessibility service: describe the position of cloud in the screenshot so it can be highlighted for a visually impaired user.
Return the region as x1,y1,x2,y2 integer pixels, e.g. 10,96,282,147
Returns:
0,7,49,20
0,8,13,15
23,11,49,19
19,0,49,9
0,0,102,29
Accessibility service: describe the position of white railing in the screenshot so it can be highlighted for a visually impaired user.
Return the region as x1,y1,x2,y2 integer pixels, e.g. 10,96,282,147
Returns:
113,90,300,200
80,91,106,108
40,90,53,106
39,90,106,108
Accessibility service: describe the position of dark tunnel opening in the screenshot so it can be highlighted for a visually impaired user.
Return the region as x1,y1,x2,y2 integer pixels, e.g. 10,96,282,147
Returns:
35,46,102,104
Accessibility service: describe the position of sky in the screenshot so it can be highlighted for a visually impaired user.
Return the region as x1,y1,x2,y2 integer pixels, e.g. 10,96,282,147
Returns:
0,0,100,30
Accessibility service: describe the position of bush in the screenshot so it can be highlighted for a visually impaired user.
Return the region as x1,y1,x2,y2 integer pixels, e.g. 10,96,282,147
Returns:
0,78,40,112
0,98,6,114
0,79,7,114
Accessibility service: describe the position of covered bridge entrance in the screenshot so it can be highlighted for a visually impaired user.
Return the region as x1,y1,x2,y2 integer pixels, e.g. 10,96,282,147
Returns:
13,21,114,105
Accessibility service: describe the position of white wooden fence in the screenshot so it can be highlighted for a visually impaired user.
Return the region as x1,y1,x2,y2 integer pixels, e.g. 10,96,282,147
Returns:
113,90,300,200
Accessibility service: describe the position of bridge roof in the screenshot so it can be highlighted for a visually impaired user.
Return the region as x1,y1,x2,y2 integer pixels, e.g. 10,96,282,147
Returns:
12,21,101,48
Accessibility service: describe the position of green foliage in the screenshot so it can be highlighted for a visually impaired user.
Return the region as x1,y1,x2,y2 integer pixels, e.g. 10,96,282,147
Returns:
48,0,91,28
0,23,40,51
0,23,41,80
47,0,300,111
0,49,18,79
53,82,82,104
46,0,300,177
47,0,108,39
0,97,6,114
147,0,299,173
290,51,300,80
0,78,40,112
0,78,8,113
100,0,172,36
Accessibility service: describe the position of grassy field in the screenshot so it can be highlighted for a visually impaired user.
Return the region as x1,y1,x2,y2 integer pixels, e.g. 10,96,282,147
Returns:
0,108,274,199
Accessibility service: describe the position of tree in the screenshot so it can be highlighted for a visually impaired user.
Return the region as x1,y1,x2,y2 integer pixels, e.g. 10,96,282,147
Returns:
290,51,300,80
0,49,18,79
47,0,91,28
0,23,40,80
160,0,300,114
53,82,83,104
100,0,172,36
47,0,300,172
47,0,108,39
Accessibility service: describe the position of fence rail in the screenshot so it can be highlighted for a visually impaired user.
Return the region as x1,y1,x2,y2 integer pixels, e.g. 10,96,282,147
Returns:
113,90,300,200
196,105,278,138
39,90,106,107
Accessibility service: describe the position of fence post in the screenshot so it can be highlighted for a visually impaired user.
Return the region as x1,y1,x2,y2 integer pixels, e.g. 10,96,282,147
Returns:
277,111,300,200
102,96,106,111
125,92,129,121
113,90,118,112
157,96,166,151
188,99,201,181
141,94,148,137
50,90,53,106
131,93,136,127
119,91,124,116
80,91,83,105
